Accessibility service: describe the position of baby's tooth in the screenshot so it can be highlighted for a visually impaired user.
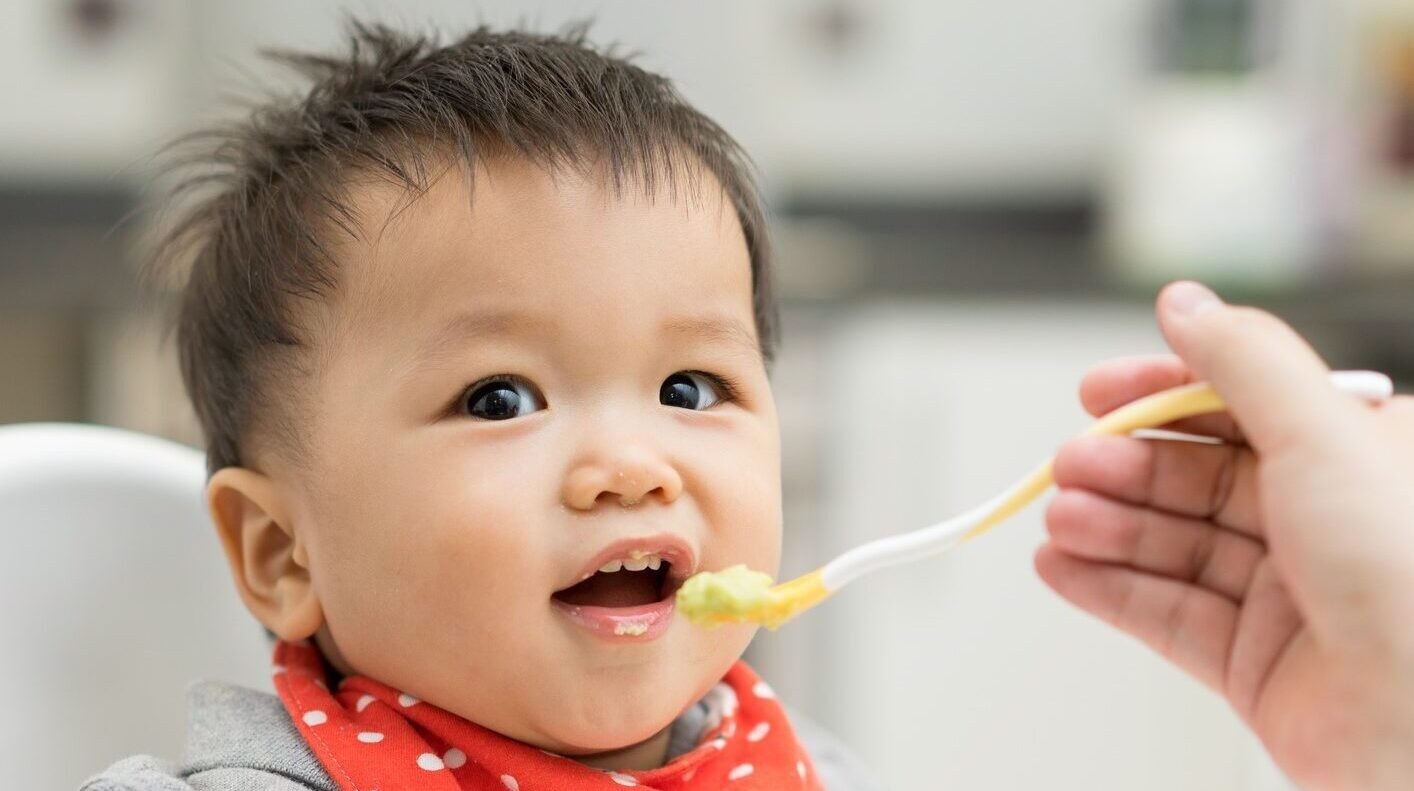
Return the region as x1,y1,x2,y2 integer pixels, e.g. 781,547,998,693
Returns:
647,556,662,571
599,560,623,574
623,558,650,572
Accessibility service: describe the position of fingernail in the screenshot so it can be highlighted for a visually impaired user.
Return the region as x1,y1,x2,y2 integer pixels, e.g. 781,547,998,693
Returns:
1165,281,1223,316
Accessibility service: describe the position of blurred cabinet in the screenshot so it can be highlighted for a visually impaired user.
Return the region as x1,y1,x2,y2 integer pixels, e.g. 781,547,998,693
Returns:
0,0,191,183
752,0,1153,200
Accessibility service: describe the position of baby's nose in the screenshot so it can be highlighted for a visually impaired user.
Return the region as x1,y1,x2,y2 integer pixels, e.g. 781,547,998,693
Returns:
561,451,683,511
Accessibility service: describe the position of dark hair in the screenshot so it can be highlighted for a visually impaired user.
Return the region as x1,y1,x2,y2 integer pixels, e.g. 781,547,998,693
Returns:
150,21,776,476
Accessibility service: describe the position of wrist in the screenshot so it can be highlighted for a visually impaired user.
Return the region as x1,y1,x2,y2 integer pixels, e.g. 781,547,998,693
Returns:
1350,656,1414,791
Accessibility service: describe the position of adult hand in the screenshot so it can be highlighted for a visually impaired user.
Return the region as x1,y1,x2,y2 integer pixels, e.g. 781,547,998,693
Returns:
1036,281,1414,791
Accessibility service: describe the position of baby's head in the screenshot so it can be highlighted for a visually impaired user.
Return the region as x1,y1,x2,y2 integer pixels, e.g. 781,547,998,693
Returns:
158,23,782,759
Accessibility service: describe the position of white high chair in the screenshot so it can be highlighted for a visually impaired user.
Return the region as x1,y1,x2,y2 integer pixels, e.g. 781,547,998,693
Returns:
0,422,270,789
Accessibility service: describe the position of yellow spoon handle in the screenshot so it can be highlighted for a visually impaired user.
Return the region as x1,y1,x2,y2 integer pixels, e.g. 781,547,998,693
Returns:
829,371,1390,589
958,380,1225,543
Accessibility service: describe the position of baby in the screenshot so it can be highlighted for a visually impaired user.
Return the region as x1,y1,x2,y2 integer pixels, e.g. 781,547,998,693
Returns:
85,22,876,791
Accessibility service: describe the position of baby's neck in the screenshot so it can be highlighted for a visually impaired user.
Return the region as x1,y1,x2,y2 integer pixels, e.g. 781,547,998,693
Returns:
571,725,672,771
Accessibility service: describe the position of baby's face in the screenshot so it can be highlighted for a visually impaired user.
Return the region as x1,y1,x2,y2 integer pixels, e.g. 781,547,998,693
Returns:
293,156,781,754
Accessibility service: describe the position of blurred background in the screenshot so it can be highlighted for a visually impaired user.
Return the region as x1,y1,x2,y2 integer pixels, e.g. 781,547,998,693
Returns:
3,0,1413,788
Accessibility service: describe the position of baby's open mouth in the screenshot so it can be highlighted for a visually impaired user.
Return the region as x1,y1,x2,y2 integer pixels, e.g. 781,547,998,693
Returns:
550,537,695,640
552,553,678,609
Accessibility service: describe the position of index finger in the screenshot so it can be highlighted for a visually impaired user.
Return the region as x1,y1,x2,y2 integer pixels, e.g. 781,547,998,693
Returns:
1079,354,1245,442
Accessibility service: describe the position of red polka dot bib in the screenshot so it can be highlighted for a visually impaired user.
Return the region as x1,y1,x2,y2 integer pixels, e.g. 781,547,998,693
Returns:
273,641,824,790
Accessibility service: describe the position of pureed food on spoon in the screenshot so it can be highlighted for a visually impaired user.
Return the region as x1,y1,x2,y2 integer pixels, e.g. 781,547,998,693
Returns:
676,565,780,627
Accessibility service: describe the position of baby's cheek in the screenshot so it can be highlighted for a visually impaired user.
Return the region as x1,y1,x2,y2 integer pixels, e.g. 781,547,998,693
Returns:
311,454,546,646
707,459,783,573
686,461,771,570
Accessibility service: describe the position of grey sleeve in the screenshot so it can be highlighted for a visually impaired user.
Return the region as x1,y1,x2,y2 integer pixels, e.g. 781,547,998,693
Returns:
81,755,320,791
789,708,887,791
80,756,195,791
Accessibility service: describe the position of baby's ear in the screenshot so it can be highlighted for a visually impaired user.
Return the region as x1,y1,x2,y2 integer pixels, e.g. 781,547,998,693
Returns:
206,467,323,642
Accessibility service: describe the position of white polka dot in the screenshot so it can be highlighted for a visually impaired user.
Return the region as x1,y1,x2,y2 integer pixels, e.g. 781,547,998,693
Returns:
356,731,384,744
747,722,771,742
608,772,638,786
684,768,697,782
356,694,375,712
443,748,466,769
752,681,775,699
797,760,806,780
500,775,519,790
398,693,421,707
728,763,754,781
314,679,328,690
301,710,327,726
722,690,739,717
271,664,287,675
712,737,727,750
723,721,737,739
416,753,444,771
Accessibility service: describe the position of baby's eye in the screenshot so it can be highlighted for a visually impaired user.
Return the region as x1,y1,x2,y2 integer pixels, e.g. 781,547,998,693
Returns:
460,376,544,420
659,371,725,411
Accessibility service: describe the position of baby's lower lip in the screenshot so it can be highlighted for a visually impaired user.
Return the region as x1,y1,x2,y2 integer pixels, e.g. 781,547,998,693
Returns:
550,598,675,642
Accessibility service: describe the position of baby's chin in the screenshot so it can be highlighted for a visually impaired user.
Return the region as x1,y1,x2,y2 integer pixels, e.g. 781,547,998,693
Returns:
534,696,687,757
532,679,701,753
527,643,744,754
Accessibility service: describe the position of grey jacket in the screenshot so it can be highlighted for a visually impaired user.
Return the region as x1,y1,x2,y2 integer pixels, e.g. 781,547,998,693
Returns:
83,681,881,790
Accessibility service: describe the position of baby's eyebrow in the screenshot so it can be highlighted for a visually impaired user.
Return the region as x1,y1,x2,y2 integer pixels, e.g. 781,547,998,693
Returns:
663,315,761,358
407,310,545,372
404,310,760,374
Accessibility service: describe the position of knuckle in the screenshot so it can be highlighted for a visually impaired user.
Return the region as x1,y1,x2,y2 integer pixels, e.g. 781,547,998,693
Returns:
1384,394,1414,416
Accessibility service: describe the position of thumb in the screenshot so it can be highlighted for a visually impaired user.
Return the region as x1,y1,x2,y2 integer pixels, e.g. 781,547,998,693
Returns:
1155,281,1353,456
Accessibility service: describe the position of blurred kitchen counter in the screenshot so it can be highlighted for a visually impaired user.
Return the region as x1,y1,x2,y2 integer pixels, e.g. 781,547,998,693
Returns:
775,198,1414,384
